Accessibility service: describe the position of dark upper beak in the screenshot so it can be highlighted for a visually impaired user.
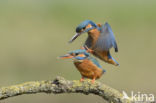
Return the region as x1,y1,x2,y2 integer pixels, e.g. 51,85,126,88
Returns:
68,33,81,43
59,54,74,59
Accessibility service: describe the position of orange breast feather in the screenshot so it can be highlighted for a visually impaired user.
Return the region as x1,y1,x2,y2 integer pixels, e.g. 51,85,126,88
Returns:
86,24,100,49
74,59,103,79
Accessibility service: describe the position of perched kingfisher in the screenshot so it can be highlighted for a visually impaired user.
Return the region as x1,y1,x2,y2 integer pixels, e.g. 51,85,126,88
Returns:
69,20,119,66
59,49,106,83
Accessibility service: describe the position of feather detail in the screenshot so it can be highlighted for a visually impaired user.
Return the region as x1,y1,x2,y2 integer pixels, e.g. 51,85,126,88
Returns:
95,22,118,52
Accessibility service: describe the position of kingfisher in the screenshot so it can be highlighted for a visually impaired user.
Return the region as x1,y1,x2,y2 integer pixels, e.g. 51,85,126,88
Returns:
69,20,119,66
59,49,106,83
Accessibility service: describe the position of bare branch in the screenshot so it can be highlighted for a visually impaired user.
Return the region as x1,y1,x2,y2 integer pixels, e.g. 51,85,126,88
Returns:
0,76,131,103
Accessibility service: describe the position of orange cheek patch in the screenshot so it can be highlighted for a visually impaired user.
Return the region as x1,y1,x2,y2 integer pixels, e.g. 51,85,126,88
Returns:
78,54,85,57
86,24,92,29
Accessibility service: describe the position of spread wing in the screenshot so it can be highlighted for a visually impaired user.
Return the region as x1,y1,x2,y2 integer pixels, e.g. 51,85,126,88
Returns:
95,22,118,52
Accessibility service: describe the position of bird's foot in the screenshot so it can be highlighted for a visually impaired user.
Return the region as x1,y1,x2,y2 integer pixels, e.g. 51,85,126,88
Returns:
80,77,84,82
87,48,94,54
83,45,94,53
91,78,95,84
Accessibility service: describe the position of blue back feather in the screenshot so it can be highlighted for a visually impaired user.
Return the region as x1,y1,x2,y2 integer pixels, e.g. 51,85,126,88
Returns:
88,57,106,72
69,49,90,57
88,57,102,68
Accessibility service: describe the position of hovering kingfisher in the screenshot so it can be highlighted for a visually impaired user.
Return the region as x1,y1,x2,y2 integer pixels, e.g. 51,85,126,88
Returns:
69,20,119,66
59,49,106,83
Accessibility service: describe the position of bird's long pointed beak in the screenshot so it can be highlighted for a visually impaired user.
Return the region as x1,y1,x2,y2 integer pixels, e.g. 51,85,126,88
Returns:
59,54,73,59
68,33,81,43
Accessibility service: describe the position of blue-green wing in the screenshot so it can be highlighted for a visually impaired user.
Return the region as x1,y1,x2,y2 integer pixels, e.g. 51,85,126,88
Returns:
89,57,106,72
95,22,118,52
90,57,102,68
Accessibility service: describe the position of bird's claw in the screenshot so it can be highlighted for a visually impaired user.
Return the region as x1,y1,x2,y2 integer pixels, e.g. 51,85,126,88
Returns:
91,78,95,84
80,77,84,82
83,45,94,53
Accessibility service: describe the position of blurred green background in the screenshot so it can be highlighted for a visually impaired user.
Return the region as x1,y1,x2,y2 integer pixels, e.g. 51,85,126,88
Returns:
0,0,156,103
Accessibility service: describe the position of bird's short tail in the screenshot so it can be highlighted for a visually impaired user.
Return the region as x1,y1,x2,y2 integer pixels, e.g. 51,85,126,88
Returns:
102,69,106,73
111,57,119,66
108,52,119,66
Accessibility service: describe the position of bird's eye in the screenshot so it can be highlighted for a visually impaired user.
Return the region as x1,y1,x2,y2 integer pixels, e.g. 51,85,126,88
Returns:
75,53,79,56
82,27,86,30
